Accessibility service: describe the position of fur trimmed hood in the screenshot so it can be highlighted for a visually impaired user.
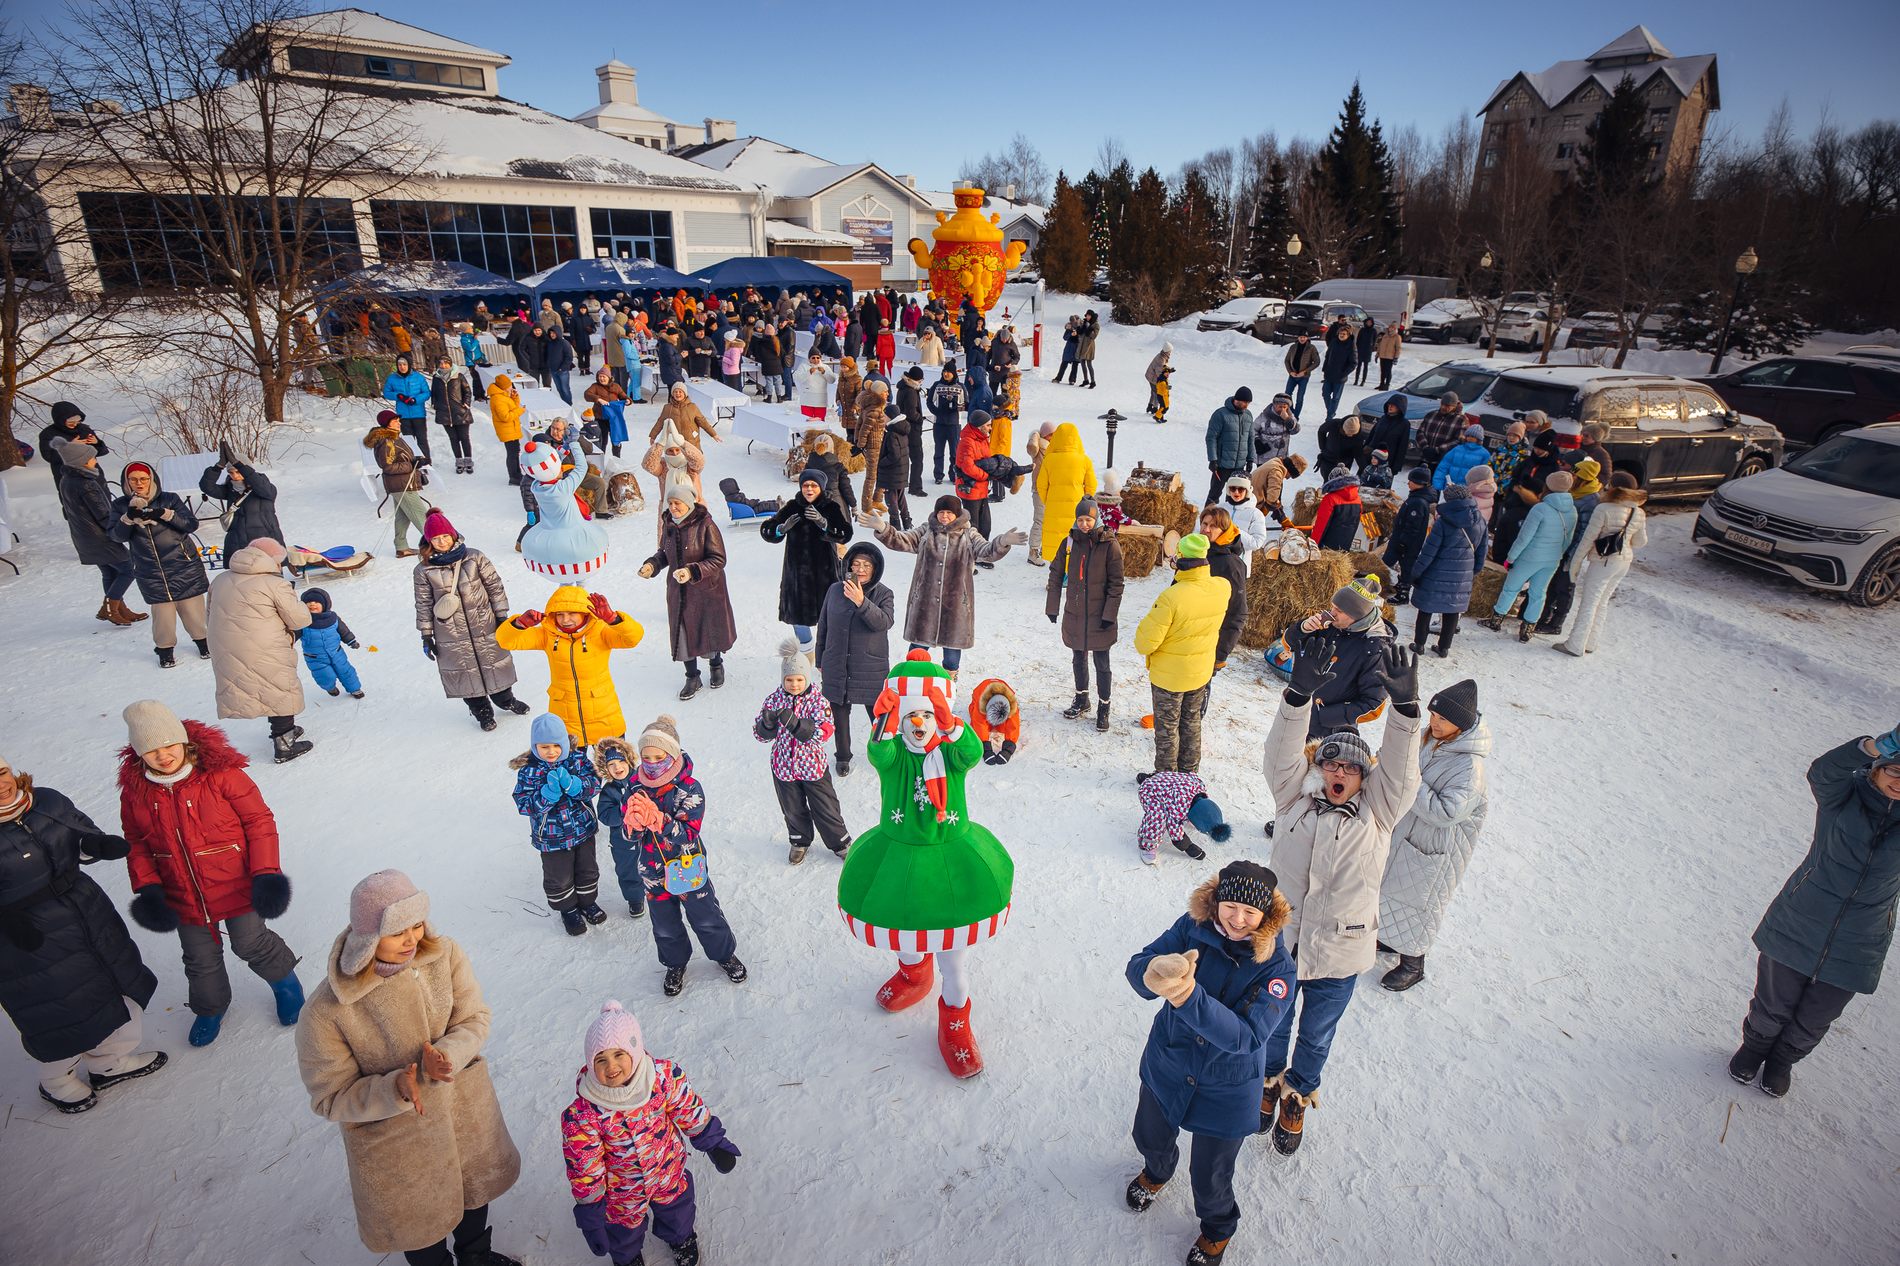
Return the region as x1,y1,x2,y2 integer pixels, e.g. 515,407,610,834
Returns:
115,718,246,792
363,424,402,448
1187,877,1291,963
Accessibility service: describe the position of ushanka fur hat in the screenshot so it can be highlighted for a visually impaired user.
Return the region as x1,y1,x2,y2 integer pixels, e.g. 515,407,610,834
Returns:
339,870,430,976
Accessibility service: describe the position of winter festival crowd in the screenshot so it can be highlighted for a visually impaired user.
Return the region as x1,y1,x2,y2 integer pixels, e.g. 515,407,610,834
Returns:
10,293,1899,1266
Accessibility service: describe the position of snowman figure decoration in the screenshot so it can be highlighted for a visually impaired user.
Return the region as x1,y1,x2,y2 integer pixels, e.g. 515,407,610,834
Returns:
519,436,609,579
836,651,1015,1078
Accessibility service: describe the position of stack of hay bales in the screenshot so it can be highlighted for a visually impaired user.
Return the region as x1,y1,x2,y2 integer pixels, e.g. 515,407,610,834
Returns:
1350,551,1393,590
1118,532,1166,579
1122,464,1200,537
1240,547,1357,649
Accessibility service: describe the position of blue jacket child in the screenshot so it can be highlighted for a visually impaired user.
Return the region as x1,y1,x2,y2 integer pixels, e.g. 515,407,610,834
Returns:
1433,427,1493,492
296,588,362,697
594,737,647,918
382,360,431,421
514,713,606,931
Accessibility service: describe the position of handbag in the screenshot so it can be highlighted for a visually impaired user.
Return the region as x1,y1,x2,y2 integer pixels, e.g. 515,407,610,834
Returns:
217,487,249,531
1592,507,1635,558
431,559,465,620
663,851,709,895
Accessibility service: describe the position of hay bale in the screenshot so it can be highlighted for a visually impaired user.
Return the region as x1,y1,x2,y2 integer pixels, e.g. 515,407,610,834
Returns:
1119,532,1164,578
1468,562,1512,619
1240,549,1356,649
1292,486,1321,526
1361,491,1400,542
1123,485,1198,536
1350,551,1392,591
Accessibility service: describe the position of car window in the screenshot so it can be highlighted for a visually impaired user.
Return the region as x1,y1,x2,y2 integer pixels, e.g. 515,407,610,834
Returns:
1488,378,1578,417
1783,435,1900,498
1286,303,1322,318
1682,388,1730,420
1401,365,1500,403
1733,360,1798,387
1581,385,1642,423
1636,387,1727,432
1787,362,1855,392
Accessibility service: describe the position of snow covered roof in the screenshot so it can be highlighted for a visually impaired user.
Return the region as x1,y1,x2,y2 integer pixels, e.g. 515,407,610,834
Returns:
765,220,860,247
917,188,1045,229
1591,24,1673,61
679,136,931,204
1480,31,1717,115
269,8,509,64
573,99,678,128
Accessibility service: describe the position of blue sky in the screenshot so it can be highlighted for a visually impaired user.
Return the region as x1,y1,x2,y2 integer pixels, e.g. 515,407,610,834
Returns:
12,0,1900,187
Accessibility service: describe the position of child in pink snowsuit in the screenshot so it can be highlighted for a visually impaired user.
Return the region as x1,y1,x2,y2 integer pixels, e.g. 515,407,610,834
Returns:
1134,772,1233,865
563,1000,739,1266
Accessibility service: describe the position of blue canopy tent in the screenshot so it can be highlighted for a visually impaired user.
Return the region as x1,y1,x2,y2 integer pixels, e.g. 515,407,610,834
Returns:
523,257,704,303
315,260,525,336
690,256,854,302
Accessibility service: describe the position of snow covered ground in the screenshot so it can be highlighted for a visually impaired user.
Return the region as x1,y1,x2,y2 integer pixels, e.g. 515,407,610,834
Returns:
1,286,1894,1266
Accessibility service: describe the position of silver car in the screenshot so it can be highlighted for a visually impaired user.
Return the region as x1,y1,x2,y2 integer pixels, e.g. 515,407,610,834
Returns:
1693,424,1900,606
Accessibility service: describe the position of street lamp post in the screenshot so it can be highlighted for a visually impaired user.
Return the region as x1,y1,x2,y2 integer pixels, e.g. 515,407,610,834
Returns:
1709,246,1760,375
1099,409,1124,470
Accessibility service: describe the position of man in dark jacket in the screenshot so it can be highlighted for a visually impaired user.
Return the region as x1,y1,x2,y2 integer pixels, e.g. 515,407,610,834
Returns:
747,325,783,401
1382,468,1436,604
1732,731,1900,1098
39,401,107,490
569,305,596,373
656,328,685,390
1413,393,1467,471
987,328,1020,401
1319,324,1357,423
814,541,895,776
1282,335,1320,418
1366,398,1412,469
843,316,865,362
542,326,576,406
1252,394,1300,467
1204,389,1256,506
927,365,967,485
57,442,145,625
894,367,928,501
958,300,981,361
198,455,284,554
1282,577,1393,738
1353,318,1377,386
685,324,717,378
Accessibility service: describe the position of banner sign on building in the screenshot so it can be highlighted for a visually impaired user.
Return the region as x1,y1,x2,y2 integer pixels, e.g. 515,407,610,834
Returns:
842,216,893,264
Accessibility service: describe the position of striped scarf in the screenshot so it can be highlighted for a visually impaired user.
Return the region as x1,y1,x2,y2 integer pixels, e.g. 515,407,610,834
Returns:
901,726,954,822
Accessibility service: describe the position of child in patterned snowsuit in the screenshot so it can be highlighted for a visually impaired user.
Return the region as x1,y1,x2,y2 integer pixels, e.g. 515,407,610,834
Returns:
1134,772,1233,865
753,640,851,865
296,588,362,698
563,1000,739,1266
596,737,645,921
513,712,605,934
621,715,746,996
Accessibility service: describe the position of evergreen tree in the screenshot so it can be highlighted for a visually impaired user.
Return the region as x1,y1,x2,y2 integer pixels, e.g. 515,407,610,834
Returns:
1109,167,1170,323
1311,82,1403,275
1246,159,1297,294
1101,160,1136,274
1034,172,1097,294
1575,75,1651,207
1170,169,1228,311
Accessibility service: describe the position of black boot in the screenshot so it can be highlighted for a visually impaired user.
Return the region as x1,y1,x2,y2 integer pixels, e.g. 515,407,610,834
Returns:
272,731,312,763
663,965,687,996
1381,954,1425,991
1169,835,1207,861
561,910,587,936
1728,1034,1773,1086
709,658,725,689
679,672,703,701
720,956,748,983
1062,691,1088,719
1760,1056,1793,1098
1096,699,1111,732
470,701,497,732
1125,1170,1165,1212
670,1233,701,1266
452,1225,523,1266
155,645,176,669
578,902,608,925
1186,1235,1231,1265
194,637,210,659
496,692,531,716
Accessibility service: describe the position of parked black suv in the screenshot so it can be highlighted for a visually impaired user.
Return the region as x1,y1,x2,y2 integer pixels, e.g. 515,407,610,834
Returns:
1699,353,1900,451
1269,300,1369,343
1465,366,1785,496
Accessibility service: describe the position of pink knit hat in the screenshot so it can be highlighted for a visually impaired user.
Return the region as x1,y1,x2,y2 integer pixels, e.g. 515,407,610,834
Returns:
585,999,643,1064
339,869,431,975
423,509,457,540
248,537,288,563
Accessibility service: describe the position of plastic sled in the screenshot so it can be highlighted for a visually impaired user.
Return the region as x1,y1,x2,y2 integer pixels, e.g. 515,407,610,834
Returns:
288,544,373,577
1263,634,1295,681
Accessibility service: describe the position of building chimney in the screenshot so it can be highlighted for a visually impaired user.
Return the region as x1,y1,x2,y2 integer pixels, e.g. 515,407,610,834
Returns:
901,174,917,189
86,98,124,116
8,83,53,130
595,61,637,107
704,117,736,144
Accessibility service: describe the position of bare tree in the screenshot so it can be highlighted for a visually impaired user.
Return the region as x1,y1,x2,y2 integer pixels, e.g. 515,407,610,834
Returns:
0,34,146,468
46,0,433,423
1095,136,1128,180
1472,130,1554,354
956,133,1051,205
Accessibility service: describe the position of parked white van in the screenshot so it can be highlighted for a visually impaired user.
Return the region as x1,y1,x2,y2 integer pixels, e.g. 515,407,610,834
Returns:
1294,279,1417,329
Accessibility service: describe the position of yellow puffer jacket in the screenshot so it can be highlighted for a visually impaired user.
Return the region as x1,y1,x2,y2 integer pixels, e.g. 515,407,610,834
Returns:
1132,564,1230,692
1034,423,1098,559
494,585,643,745
487,374,525,443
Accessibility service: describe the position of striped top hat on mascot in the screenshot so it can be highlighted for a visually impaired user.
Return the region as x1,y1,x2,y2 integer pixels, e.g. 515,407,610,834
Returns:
520,437,608,579
838,650,1015,1079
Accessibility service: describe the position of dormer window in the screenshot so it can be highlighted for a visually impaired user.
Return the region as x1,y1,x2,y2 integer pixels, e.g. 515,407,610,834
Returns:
287,45,484,89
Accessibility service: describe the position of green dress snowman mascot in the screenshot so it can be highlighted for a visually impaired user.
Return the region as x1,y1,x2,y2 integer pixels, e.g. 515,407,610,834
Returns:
838,650,1014,1078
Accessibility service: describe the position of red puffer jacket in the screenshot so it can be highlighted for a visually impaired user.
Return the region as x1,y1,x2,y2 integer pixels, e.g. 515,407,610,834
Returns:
117,720,281,926
954,423,992,500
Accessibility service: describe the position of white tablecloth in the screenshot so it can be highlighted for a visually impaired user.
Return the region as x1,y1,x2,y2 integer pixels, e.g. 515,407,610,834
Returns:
516,385,579,427
449,334,511,368
729,403,811,451
685,378,748,432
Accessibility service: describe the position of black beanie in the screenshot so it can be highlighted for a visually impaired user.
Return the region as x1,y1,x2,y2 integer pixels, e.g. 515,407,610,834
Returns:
299,587,331,612
1233,386,1253,403
905,367,924,381
934,494,962,516
1428,678,1479,732
52,401,83,426
1214,860,1278,914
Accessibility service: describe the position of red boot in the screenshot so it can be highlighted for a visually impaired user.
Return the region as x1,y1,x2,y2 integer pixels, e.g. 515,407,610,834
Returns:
876,954,935,1012
937,997,984,1078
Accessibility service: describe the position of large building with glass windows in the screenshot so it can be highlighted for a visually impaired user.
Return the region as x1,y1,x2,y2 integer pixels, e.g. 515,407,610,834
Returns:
23,8,766,295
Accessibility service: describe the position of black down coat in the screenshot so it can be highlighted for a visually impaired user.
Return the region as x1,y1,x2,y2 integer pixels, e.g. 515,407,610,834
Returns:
0,786,157,1062
109,468,209,605
57,462,130,568
760,493,851,625
197,461,285,551
1045,525,1124,652
815,542,895,706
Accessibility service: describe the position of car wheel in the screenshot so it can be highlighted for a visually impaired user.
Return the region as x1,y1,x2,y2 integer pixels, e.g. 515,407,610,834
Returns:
1726,454,1769,483
1848,542,1900,608
1614,462,1649,490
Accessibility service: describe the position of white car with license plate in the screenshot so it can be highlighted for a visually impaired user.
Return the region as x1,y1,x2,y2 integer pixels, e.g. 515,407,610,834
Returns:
1693,424,1900,606
1492,306,1559,351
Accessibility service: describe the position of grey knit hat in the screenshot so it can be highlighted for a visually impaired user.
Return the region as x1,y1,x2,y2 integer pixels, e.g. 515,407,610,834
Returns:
637,714,683,761
779,637,815,681
1316,731,1374,773
1073,497,1099,521
123,699,187,754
